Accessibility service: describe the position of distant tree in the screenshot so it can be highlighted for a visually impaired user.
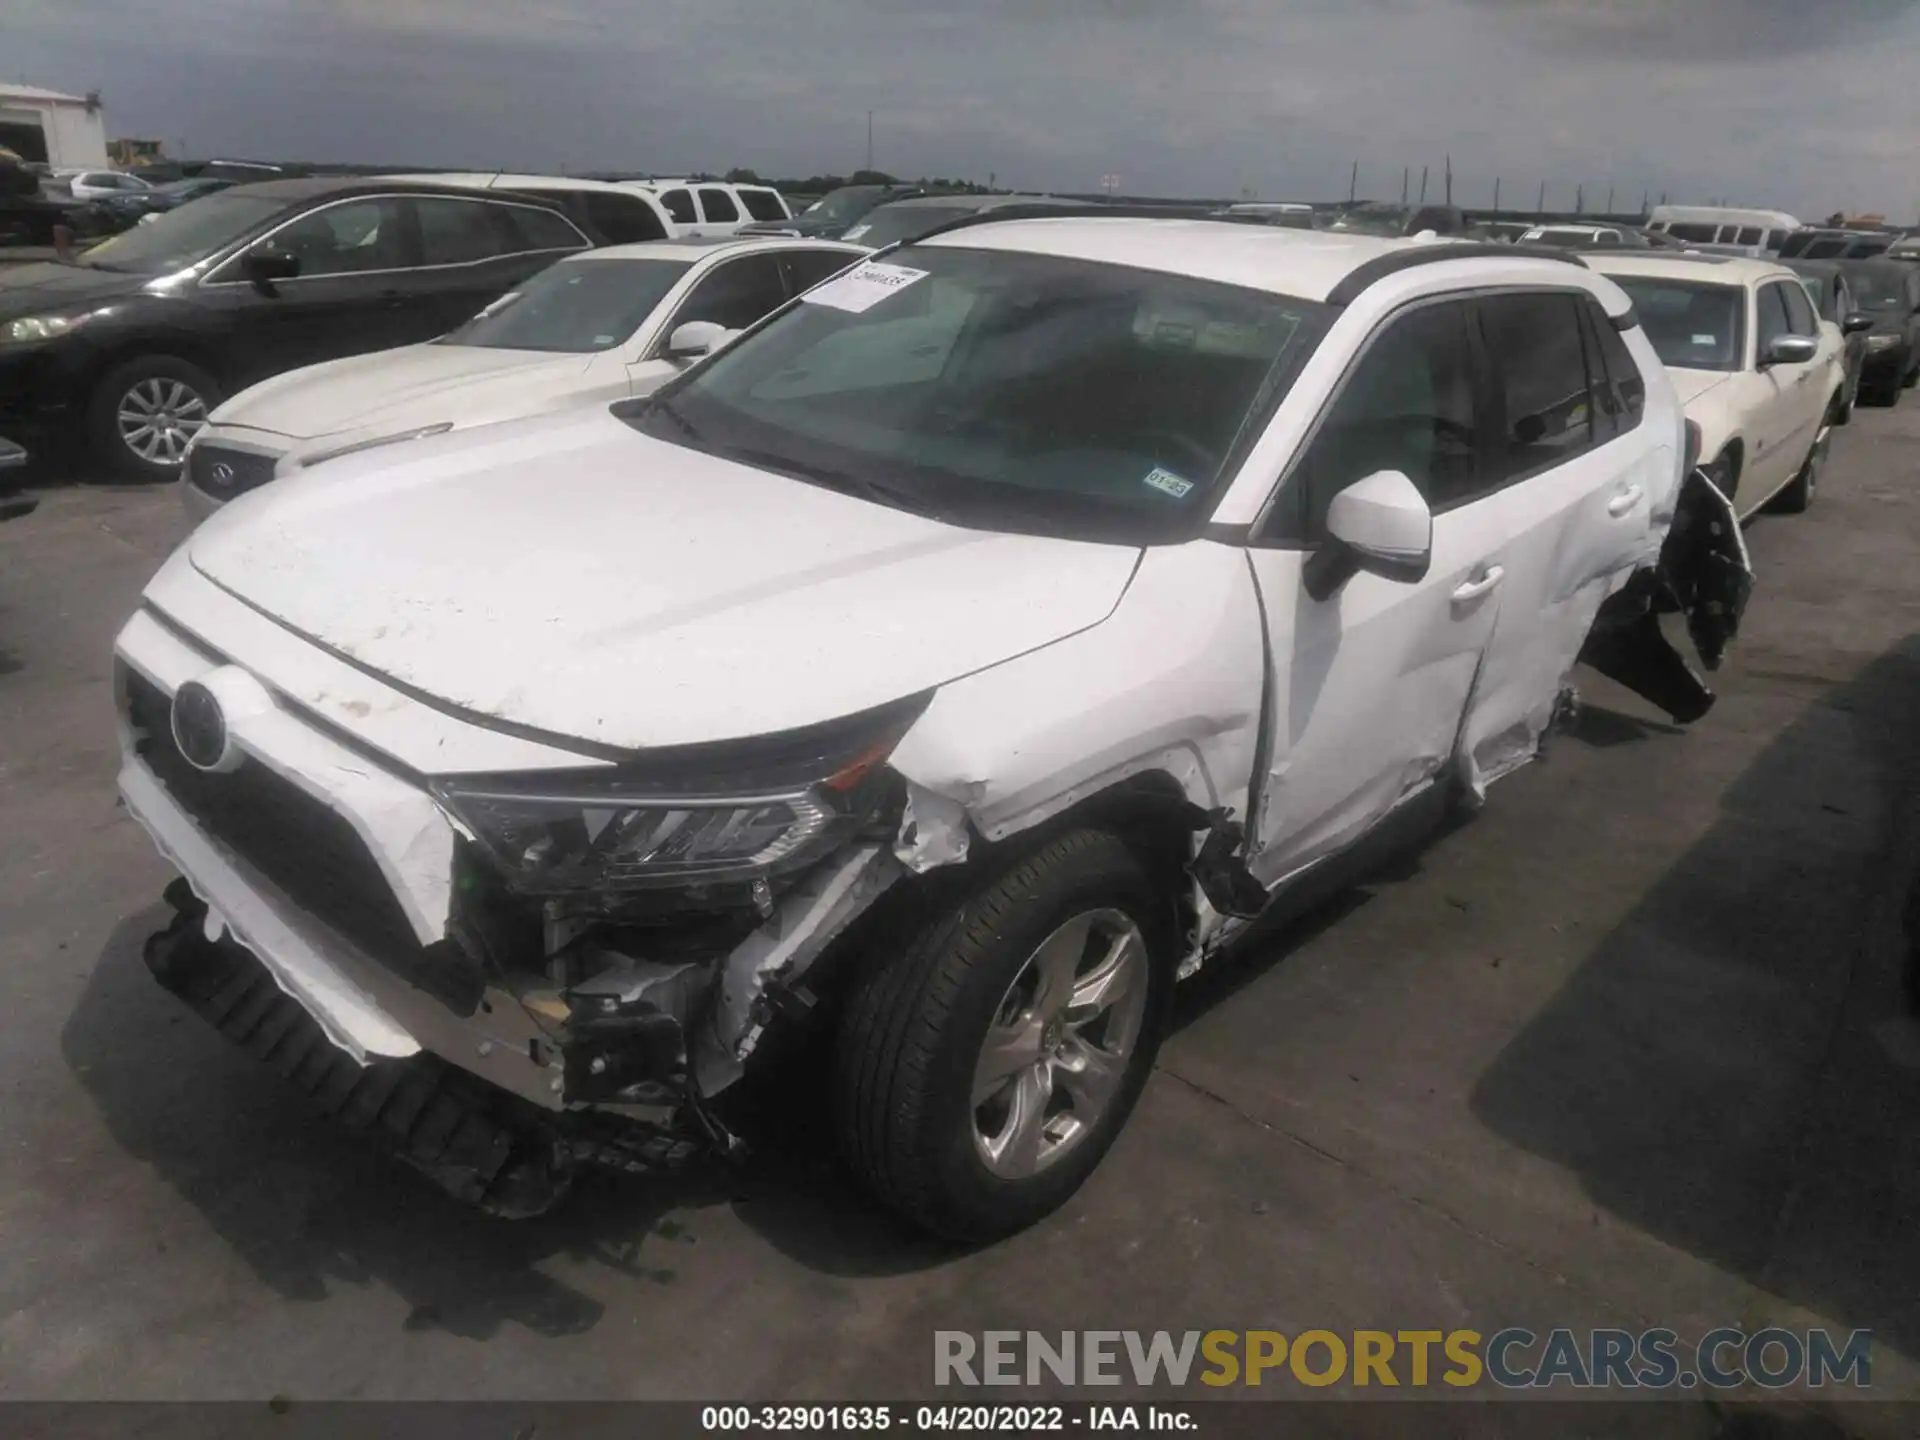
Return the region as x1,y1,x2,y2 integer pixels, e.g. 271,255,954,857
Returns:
849,168,897,186
725,167,763,184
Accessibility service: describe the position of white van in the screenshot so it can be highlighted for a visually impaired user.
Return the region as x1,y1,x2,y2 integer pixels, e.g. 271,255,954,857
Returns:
1646,206,1800,257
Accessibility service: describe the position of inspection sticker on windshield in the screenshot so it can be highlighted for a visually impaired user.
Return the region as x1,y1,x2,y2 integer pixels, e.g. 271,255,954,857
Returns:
1142,466,1194,499
805,261,929,313
1692,333,1717,345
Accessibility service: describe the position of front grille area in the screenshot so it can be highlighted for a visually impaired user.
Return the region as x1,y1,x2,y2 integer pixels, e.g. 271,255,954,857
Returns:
125,669,424,971
186,443,279,502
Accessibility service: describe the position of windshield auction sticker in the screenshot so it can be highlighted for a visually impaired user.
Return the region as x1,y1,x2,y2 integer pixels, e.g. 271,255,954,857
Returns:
804,261,930,313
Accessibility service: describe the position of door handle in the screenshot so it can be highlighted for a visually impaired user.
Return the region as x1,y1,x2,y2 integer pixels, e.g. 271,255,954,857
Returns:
1451,565,1505,604
1606,484,1644,517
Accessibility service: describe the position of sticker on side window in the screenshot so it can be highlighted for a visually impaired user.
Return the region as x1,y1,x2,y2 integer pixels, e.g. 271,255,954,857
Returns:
804,261,928,313
1142,466,1194,499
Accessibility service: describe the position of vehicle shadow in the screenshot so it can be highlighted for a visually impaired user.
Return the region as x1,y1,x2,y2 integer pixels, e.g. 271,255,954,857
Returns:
1564,701,1686,748
1471,636,1920,1359
61,909,742,1339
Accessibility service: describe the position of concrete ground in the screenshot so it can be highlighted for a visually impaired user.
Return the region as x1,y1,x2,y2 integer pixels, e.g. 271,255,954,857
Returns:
2,412,1919,1431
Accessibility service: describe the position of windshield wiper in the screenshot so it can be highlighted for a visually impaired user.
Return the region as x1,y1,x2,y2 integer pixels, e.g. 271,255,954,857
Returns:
648,395,704,443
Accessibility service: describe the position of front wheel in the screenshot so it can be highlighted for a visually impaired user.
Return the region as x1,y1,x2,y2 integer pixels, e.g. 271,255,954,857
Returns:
87,355,220,480
833,829,1172,1240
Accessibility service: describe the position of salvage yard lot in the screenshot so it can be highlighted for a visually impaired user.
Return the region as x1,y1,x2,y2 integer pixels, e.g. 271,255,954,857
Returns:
2,417,1919,1422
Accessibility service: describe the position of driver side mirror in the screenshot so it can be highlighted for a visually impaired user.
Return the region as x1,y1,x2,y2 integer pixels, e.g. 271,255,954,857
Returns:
1843,313,1876,335
1305,469,1434,601
1760,333,1819,367
240,243,301,295
665,320,735,360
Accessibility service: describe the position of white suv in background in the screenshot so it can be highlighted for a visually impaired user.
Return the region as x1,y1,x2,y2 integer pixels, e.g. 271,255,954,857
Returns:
380,172,681,244
180,236,864,516
624,179,790,236
1589,253,1848,515
118,220,1744,1242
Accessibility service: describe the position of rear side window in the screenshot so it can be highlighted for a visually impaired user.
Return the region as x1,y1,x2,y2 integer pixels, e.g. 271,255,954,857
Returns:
1478,291,1594,482
697,186,741,223
497,204,590,254
584,191,669,244
1780,281,1820,336
1736,227,1763,246
1284,299,1481,538
413,197,510,265
657,188,697,225
1668,223,1719,243
739,188,788,222
1578,298,1647,443
1767,230,1789,250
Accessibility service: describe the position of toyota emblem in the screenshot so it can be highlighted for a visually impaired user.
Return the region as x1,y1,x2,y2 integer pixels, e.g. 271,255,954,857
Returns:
171,680,232,772
209,461,236,490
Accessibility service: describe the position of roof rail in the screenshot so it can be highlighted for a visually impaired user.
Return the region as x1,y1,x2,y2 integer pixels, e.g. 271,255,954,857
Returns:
1324,242,1588,306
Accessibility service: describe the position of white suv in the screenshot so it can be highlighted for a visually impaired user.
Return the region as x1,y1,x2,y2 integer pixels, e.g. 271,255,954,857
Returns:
623,179,790,236
116,219,1738,1239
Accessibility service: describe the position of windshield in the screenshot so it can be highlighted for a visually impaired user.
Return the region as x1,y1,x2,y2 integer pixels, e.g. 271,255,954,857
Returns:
1844,267,1908,310
440,256,693,352
1796,276,1830,316
843,203,988,249
805,187,888,225
629,245,1330,542
1329,204,1410,237
1610,277,1744,371
76,190,286,273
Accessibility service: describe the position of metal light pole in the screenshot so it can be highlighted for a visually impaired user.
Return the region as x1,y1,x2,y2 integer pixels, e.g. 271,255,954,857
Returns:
1493,176,1501,212
1444,154,1452,205
1349,160,1358,203
1402,166,1409,204
1537,180,1546,217
1419,165,1428,203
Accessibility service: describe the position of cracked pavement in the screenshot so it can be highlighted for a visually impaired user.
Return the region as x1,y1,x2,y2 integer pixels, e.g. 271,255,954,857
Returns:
2,424,1918,1430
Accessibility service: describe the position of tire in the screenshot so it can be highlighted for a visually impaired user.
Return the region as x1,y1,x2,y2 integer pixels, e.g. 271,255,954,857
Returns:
86,355,221,480
833,828,1173,1241
1904,355,1919,390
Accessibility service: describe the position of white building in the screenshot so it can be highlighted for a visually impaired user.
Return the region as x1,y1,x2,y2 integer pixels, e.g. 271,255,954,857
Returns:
0,84,111,169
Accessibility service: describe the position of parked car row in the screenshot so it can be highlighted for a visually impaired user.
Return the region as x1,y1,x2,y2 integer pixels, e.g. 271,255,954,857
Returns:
103,207,1773,1242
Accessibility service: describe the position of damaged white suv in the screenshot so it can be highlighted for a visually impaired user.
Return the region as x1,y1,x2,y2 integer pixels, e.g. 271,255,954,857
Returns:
115,216,1744,1239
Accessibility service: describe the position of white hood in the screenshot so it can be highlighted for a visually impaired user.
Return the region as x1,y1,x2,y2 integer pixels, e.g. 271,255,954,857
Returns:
186,408,1142,752
1668,369,1733,409
212,344,601,442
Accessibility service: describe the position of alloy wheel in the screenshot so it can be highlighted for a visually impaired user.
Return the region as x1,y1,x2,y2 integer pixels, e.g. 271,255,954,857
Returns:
117,377,208,465
970,907,1150,1179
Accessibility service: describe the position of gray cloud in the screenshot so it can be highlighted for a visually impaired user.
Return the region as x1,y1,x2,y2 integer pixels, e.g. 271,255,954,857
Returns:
1464,0,1920,60
7,0,1920,218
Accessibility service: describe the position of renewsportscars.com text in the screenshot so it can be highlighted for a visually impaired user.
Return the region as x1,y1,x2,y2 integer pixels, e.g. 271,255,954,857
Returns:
934,1328,1873,1391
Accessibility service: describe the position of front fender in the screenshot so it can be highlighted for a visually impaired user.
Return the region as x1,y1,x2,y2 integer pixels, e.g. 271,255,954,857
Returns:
889,541,1267,849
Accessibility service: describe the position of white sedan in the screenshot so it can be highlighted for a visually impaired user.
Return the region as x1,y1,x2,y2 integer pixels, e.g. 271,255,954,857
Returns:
181,235,865,517
1588,253,1850,516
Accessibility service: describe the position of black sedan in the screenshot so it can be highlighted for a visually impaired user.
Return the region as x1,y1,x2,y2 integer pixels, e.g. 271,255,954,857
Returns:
1838,259,1920,407
1782,259,1876,421
0,176,604,477
90,176,240,232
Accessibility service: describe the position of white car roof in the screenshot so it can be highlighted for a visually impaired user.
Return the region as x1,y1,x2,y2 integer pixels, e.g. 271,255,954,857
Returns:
921,217,1438,302
565,235,866,265
380,172,640,194
1587,252,1797,288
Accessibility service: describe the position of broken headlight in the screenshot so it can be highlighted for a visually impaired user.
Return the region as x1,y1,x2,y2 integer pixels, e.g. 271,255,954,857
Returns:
429,692,931,895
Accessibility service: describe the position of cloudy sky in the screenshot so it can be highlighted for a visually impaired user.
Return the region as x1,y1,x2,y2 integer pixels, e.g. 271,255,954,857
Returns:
7,0,1920,216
